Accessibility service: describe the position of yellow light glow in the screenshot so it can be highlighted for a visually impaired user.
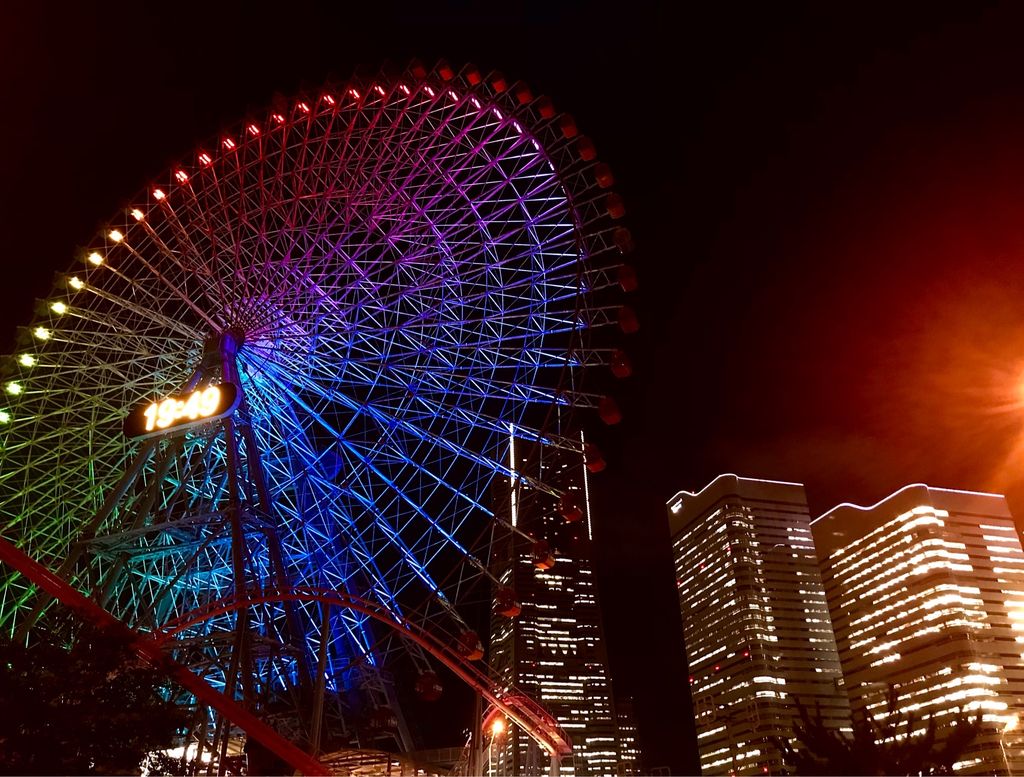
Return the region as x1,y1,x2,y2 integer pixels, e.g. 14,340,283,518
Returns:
18,354,35,367
1006,714,1019,733
109,229,124,242
142,385,222,432
0,410,10,424
50,301,67,315
490,717,506,737
33,326,50,340
153,188,165,200
6,382,23,395
68,276,84,290
87,252,104,266
130,208,144,221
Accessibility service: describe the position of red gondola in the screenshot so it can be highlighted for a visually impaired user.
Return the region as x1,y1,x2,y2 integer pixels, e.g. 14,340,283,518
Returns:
415,671,443,702
531,540,556,570
560,492,584,522
494,587,522,618
457,630,484,661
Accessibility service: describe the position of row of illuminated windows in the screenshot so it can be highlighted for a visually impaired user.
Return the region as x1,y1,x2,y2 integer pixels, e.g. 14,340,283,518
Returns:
830,514,1022,582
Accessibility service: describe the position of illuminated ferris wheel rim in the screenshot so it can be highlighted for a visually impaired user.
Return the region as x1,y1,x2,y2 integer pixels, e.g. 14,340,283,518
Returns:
0,61,635,732
18,61,624,467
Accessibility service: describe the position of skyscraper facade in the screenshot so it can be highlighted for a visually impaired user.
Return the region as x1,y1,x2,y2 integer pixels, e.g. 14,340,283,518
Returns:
668,474,850,775
614,696,641,776
487,438,633,776
812,484,1024,774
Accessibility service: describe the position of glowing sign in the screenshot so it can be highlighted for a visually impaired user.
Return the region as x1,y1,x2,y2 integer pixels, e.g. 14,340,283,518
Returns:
124,384,239,438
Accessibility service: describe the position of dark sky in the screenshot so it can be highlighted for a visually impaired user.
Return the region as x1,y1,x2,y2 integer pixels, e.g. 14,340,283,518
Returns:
7,1,1024,773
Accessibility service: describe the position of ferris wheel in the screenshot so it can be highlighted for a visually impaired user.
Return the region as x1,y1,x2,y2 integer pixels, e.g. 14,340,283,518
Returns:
0,59,636,766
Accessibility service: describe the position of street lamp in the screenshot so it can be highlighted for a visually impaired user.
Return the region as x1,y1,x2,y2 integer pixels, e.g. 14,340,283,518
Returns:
1001,714,1018,775
487,716,507,776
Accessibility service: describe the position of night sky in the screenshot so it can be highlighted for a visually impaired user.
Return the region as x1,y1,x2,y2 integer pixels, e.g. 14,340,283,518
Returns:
6,2,1024,773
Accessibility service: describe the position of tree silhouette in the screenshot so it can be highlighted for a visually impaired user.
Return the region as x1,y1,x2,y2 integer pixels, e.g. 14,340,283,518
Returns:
773,686,984,775
0,623,187,775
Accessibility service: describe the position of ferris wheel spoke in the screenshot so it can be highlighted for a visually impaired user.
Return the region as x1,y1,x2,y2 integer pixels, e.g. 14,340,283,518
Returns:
65,282,205,341
278,90,505,297
245,98,473,321
99,235,222,332
160,175,248,317
261,406,469,633
252,363,512,573
263,359,561,502
376,384,586,452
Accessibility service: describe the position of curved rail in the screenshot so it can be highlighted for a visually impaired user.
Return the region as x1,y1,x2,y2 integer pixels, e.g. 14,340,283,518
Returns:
0,534,327,776
155,586,573,757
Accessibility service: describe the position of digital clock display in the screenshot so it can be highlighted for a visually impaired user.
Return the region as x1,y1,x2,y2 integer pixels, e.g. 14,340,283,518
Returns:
124,383,240,438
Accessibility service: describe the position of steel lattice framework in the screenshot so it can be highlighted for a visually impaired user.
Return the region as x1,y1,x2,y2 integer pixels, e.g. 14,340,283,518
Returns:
0,60,633,765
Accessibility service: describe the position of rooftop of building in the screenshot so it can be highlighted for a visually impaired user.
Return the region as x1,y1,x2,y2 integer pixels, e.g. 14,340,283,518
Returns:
666,473,809,537
811,482,1012,559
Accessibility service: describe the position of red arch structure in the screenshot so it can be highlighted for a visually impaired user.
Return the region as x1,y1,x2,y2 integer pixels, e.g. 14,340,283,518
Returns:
154,586,573,758
0,537,571,775
0,534,326,775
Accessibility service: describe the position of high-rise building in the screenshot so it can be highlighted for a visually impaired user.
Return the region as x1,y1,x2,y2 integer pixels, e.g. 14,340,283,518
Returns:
614,696,641,776
487,437,633,776
812,484,1024,774
668,474,850,775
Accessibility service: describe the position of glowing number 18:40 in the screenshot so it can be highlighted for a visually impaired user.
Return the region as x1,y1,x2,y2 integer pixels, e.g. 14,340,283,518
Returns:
142,385,222,432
